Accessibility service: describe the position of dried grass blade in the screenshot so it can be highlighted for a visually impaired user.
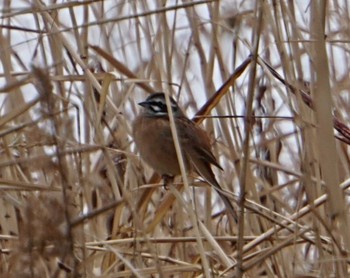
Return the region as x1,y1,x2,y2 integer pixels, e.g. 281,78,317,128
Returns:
90,45,154,93
194,56,252,123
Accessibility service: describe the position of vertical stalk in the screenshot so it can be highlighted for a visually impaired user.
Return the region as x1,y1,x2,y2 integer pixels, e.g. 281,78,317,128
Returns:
236,1,263,277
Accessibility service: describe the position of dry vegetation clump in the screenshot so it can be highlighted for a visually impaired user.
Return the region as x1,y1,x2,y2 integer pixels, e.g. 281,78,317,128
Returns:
0,0,350,277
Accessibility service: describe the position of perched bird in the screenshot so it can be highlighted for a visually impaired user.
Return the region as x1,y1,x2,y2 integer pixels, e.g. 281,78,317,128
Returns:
133,92,236,221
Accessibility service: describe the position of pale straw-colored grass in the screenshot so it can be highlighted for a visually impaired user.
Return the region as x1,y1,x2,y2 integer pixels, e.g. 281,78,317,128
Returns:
0,1,350,277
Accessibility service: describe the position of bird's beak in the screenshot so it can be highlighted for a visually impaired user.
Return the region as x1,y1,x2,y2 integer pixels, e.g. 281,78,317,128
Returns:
138,101,149,108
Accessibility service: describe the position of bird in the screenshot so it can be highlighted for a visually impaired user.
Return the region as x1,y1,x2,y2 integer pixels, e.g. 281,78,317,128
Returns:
133,92,236,222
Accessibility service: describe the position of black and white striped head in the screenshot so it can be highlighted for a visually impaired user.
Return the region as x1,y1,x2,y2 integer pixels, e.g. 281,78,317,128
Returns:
138,92,183,117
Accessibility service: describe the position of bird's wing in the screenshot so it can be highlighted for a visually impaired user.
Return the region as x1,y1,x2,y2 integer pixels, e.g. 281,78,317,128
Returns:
177,117,223,170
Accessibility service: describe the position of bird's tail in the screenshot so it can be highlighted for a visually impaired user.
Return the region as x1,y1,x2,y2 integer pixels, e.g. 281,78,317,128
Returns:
191,158,238,225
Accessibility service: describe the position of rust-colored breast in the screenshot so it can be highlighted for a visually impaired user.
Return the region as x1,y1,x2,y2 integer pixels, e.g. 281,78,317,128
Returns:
133,115,190,176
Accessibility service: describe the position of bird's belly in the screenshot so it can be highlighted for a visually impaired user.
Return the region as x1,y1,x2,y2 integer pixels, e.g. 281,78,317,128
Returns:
134,117,190,176
140,141,181,175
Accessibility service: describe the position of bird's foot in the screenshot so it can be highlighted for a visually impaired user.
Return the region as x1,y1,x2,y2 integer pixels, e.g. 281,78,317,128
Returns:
161,175,174,189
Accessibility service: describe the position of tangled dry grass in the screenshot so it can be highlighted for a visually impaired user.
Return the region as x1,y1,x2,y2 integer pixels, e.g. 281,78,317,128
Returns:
0,0,350,277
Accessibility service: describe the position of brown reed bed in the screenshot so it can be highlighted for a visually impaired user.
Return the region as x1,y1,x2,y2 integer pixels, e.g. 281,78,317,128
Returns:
0,1,350,277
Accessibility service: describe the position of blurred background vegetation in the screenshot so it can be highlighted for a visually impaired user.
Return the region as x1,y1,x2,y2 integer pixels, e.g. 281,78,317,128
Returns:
0,0,350,277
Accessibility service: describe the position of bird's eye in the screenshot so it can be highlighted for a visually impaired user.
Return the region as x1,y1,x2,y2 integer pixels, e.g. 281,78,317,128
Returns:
148,101,167,114
148,98,178,115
